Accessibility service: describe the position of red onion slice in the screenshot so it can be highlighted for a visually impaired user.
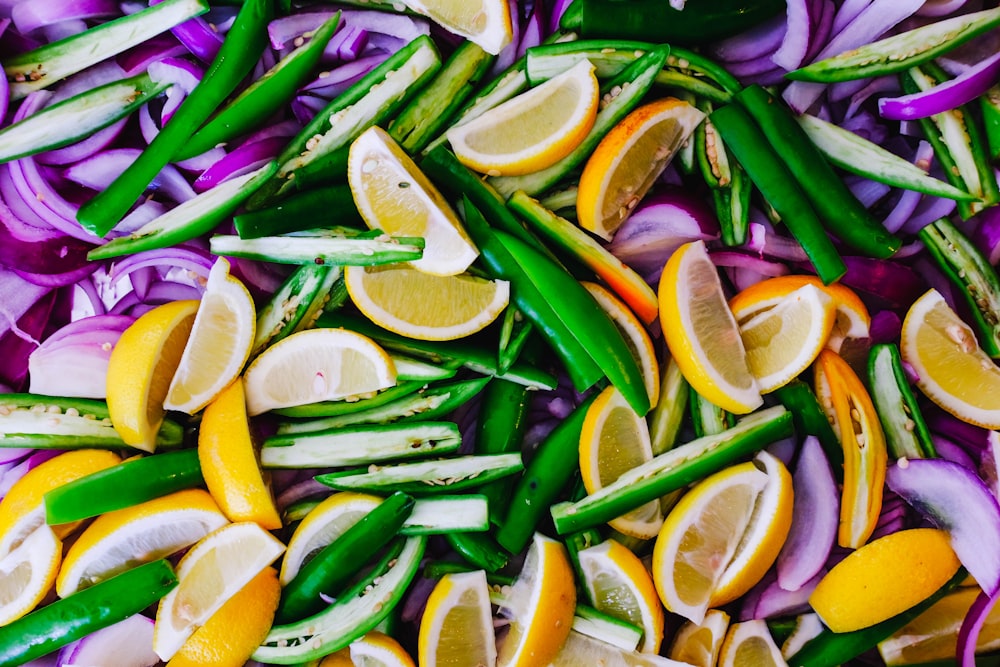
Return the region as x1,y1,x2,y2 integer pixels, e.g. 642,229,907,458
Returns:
192,135,285,192
11,0,119,35
957,588,998,667
56,613,158,667
879,50,1000,120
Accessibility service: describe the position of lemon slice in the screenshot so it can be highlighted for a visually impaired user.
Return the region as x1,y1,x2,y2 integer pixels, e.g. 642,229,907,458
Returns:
496,532,577,667
718,620,787,667
729,274,871,353
164,258,255,414
550,631,673,666
166,566,281,667
350,632,417,667
579,386,662,539
901,288,1000,428
651,451,793,624
578,540,665,654
242,327,397,416
344,264,510,342
418,570,497,667
738,284,836,393
809,528,961,633
106,299,199,451
583,281,660,408
280,491,382,586
153,522,285,661
56,488,229,598
446,59,599,176
400,0,511,54
658,240,761,414
668,609,731,667
577,97,705,241
348,126,478,277
198,379,281,530
0,519,61,625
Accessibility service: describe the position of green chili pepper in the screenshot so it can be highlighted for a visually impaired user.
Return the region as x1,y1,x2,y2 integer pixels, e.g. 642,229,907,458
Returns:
233,184,363,239
868,343,937,460
709,103,847,284
474,377,531,524
315,454,524,495
983,85,1000,164
648,357,690,456
75,0,273,237
666,46,743,96
495,392,597,554
0,559,177,666
275,491,414,624
773,380,843,479
695,99,750,246
445,531,510,572
177,13,341,160
44,448,202,525
252,264,346,358
689,387,735,438
734,85,901,259
207,231,425,266
274,381,427,420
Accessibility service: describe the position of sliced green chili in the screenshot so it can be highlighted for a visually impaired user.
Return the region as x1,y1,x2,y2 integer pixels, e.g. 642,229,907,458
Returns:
774,379,843,478
233,184,363,239
868,343,937,461
474,377,531,524
445,531,510,572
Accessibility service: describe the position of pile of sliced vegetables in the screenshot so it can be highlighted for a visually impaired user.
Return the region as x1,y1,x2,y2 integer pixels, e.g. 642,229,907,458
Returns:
5,0,1000,665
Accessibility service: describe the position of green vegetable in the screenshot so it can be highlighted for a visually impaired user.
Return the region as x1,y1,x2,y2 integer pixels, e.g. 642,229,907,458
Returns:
315,454,524,495
207,231,425,266
868,344,937,460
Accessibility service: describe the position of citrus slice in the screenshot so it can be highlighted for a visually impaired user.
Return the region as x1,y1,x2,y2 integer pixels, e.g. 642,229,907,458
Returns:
163,258,255,414
418,569,496,667
198,379,281,530
165,566,280,667
658,240,761,414
577,97,705,241
668,609,731,667
344,264,509,342
578,539,665,654
279,491,381,586
106,299,199,451
350,632,417,667
718,620,787,667
348,125,478,277
400,0,511,54
496,532,576,667
0,449,120,547
651,451,793,624
737,284,837,393
241,327,397,416
729,274,871,352
809,528,961,633
550,631,677,666
153,521,285,661
446,59,599,176
579,386,662,539
901,288,1000,428
583,281,660,407
56,488,229,597
0,519,60,625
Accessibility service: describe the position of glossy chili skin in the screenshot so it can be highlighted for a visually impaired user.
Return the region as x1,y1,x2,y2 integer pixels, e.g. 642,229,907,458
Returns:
0,559,177,667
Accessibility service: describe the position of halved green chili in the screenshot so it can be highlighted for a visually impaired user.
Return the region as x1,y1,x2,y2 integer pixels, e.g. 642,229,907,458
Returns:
695,98,750,246
445,531,510,572
473,377,532,524
233,184,363,239
275,491,414,624
44,448,202,525
75,0,273,236
709,103,847,284
774,379,843,478
689,386,734,438
868,343,937,461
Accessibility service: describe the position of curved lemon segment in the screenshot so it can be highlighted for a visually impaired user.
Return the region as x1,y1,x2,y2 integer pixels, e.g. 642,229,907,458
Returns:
401,0,512,55
901,288,1000,428
718,620,787,667
106,299,199,451
738,284,836,393
345,264,509,342
809,528,961,633
496,533,576,667
577,97,705,241
447,59,599,176
0,519,61,626
579,386,662,539
652,451,792,624
418,570,497,667
164,257,256,415
348,126,478,277
56,488,228,598
198,379,281,530
350,632,416,667
658,240,761,414
578,539,666,654
242,327,397,416
668,609,731,667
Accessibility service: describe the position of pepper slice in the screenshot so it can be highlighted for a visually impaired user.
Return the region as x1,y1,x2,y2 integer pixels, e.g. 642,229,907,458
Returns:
814,349,888,550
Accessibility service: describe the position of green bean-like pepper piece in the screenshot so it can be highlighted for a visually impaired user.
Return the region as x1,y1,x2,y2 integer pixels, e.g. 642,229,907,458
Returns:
773,379,843,479
496,392,597,554
710,103,847,284
983,85,1000,164
44,449,202,525
445,532,510,572
735,85,901,259
689,387,734,438
475,377,532,524
75,0,273,236
695,98,749,246
177,13,340,160
868,343,937,461
0,559,177,666
275,491,414,624
233,184,362,239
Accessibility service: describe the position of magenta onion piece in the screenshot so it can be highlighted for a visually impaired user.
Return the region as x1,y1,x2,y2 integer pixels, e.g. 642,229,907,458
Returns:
326,23,368,62
28,314,132,398
919,0,971,16
149,0,223,63
743,569,821,621
276,478,330,512
830,0,871,37
711,14,786,64
710,250,791,277
868,309,902,344
0,205,93,275
107,246,214,287
771,0,819,71
932,435,980,471
971,204,1000,264
37,118,127,166
925,409,990,453
116,33,188,75
901,194,957,234
777,436,839,592
838,256,926,308
549,0,575,35
192,136,284,192
957,588,997,667
11,0,118,35
0,290,57,390
0,267,51,343
57,613,158,667
879,50,1000,120
516,0,543,59
14,262,97,288
745,223,810,262
65,148,197,204
301,54,388,99
886,457,1000,597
